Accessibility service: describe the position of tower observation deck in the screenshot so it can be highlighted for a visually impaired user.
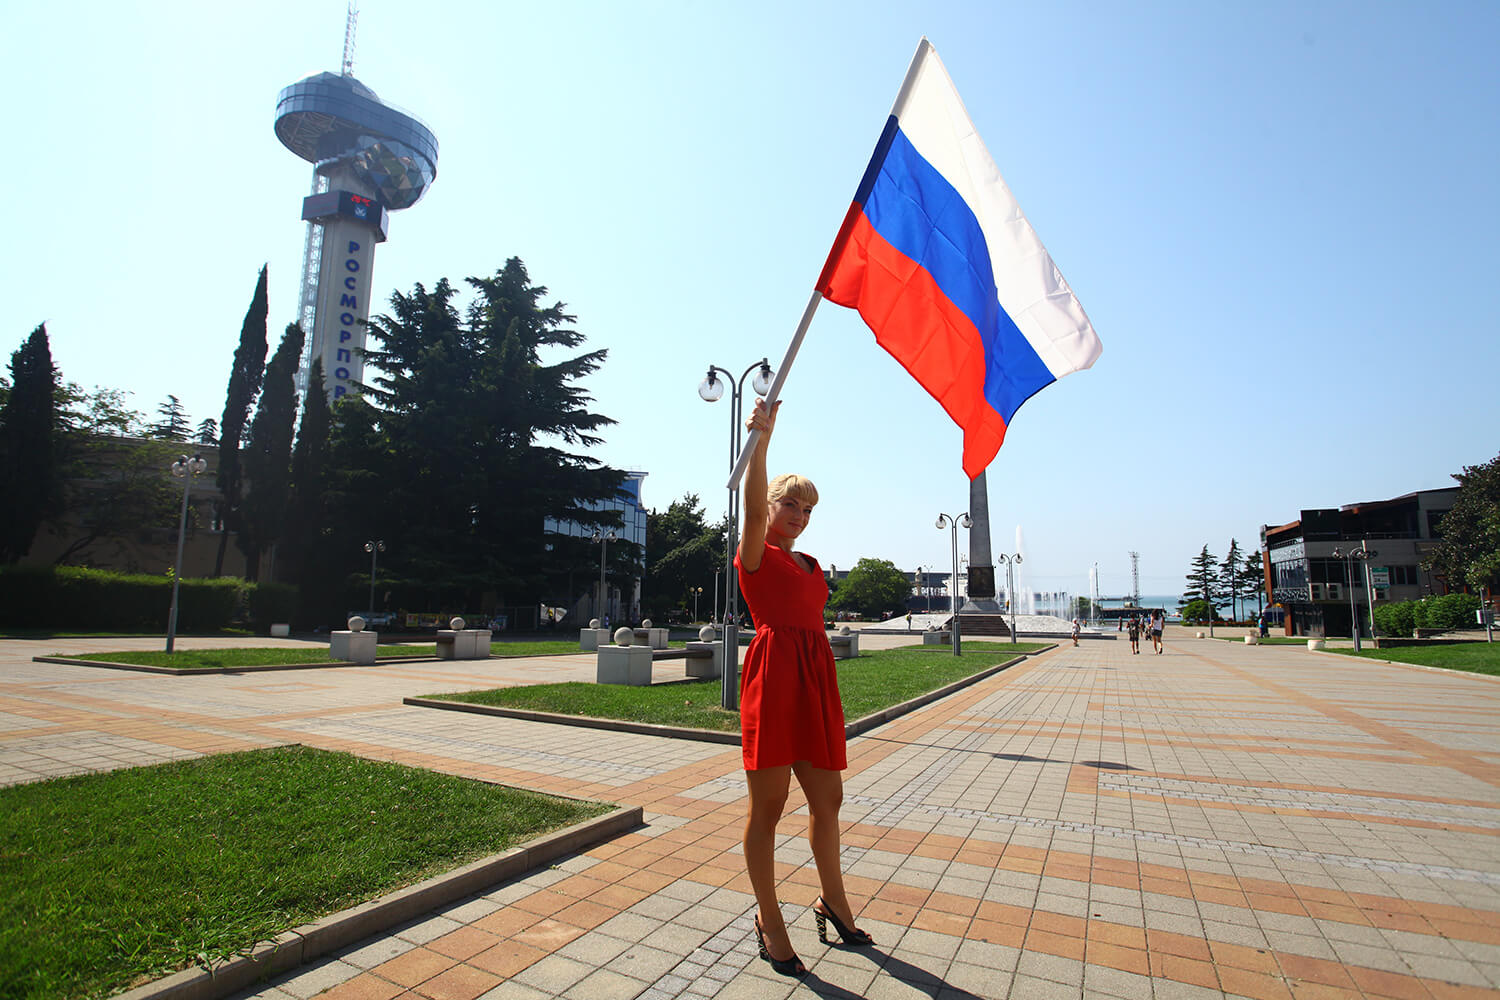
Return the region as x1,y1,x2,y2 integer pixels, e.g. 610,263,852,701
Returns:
274,71,438,401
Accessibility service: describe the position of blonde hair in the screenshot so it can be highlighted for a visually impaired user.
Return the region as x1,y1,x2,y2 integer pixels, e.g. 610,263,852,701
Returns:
768,473,819,507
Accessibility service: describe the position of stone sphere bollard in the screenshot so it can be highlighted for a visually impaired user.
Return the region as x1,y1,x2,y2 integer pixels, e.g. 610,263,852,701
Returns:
348,616,366,632
699,625,715,642
614,627,634,646
642,619,653,629
450,617,465,631
1195,631,1205,639
589,618,601,629
840,625,852,635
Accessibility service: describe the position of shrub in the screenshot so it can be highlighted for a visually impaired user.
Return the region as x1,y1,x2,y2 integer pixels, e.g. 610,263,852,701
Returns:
0,565,244,632
1179,598,1218,623
247,582,298,631
1425,592,1480,630
1373,600,1416,637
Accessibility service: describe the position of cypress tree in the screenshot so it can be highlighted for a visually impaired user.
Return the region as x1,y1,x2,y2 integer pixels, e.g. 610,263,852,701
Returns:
214,265,269,575
282,360,332,584
0,324,61,563
239,322,305,580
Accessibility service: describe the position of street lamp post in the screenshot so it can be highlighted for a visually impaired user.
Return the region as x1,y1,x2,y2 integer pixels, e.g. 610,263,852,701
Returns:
698,358,773,710
691,586,703,622
165,454,207,653
1330,541,1376,651
364,540,386,615
997,552,1023,643
916,565,928,614
936,512,971,656
592,529,617,624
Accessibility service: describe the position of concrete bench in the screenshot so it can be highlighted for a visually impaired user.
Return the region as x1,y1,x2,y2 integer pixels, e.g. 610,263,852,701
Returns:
436,628,491,659
330,616,376,665
830,632,860,660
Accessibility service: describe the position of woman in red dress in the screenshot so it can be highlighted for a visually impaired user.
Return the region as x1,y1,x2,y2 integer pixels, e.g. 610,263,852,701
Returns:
737,398,872,977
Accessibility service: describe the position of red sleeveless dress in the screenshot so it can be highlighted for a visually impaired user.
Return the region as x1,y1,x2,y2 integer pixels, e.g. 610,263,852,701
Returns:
735,544,847,771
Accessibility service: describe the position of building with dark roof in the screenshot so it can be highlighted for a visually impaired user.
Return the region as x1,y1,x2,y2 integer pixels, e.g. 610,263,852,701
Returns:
1260,487,1458,638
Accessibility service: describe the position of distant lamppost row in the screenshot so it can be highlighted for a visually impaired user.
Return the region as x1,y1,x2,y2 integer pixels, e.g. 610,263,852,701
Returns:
165,454,207,653
698,357,772,710
1331,541,1376,651
592,529,618,623
997,552,1023,644
916,565,928,613
364,540,386,615
936,512,971,656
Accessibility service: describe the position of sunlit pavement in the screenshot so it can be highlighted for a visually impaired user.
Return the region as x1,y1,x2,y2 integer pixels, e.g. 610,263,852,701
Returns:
3,630,1498,999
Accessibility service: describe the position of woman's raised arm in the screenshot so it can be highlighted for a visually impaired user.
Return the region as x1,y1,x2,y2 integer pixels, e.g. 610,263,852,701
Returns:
737,399,780,573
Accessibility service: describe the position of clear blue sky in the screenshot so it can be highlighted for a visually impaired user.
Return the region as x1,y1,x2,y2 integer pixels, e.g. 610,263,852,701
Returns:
4,1,1496,599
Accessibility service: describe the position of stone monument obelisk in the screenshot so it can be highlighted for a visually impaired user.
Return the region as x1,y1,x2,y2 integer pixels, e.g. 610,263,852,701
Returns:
962,471,1003,613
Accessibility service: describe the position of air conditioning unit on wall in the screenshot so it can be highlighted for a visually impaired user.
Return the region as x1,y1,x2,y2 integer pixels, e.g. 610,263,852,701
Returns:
1325,583,1342,599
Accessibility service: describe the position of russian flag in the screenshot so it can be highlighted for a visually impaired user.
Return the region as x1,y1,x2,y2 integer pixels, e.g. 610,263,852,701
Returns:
817,39,1102,479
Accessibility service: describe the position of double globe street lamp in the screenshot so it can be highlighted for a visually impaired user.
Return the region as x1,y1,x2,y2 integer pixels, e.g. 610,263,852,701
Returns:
996,552,1023,644
698,358,773,710
364,540,386,616
1330,541,1377,651
592,529,618,624
936,512,971,656
166,454,207,653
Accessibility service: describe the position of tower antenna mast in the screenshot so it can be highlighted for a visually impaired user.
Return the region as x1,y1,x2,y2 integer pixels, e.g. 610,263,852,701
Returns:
1129,551,1140,604
341,2,359,77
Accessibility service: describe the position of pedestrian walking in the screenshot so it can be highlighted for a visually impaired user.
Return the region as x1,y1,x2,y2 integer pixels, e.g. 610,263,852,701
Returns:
1127,615,1141,654
1150,610,1164,653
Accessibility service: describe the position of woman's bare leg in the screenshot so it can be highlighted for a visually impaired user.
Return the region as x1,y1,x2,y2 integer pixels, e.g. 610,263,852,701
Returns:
792,761,860,927
745,766,795,957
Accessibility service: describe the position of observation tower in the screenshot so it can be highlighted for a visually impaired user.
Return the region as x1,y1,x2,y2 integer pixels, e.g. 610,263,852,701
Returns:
273,10,438,402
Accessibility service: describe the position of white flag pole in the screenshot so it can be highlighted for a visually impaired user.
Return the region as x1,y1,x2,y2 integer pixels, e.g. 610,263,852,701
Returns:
725,289,822,488
724,38,933,490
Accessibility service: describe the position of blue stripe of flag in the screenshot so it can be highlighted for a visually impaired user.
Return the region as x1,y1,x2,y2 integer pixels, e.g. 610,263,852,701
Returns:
863,128,1056,422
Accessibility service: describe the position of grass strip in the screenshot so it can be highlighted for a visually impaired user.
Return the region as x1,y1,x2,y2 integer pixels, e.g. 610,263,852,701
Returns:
67,646,431,669
0,745,609,1000
432,641,1048,732
1327,642,1500,675
62,639,676,670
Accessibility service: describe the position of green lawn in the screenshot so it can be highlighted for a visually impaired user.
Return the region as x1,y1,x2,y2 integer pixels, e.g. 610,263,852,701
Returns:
431,641,1048,731
69,645,434,669
0,746,609,1000
1329,642,1500,675
62,639,665,671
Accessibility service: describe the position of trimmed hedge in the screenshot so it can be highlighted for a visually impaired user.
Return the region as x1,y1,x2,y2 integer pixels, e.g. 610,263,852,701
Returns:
1373,593,1481,636
0,565,246,633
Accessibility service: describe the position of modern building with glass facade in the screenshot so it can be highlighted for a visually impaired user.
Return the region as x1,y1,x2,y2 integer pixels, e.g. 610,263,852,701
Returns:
543,472,648,623
274,71,438,402
1261,487,1458,638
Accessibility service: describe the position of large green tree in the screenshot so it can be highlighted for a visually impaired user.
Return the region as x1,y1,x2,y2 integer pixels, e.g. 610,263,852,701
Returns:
642,493,728,620
1220,539,1244,619
1427,453,1500,595
282,360,332,599
1182,545,1219,611
214,265,269,576
332,258,625,614
239,323,305,580
828,557,910,618
1243,549,1265,617
48,384,177,566
0,325,62,563
148,395,192,441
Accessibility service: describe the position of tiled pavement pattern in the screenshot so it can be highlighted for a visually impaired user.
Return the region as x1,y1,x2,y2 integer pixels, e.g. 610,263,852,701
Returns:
3,633,1499,999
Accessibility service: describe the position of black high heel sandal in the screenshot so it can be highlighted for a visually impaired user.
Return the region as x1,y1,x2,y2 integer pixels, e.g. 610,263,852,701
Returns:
754,916,807,977
813,897,874,946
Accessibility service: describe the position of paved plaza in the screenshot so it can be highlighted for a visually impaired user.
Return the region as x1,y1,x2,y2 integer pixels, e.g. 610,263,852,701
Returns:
3,630,1499,999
